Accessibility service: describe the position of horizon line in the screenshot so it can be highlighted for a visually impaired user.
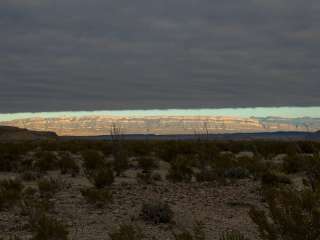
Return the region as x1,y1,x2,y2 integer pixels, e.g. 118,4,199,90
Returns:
1,106,320,122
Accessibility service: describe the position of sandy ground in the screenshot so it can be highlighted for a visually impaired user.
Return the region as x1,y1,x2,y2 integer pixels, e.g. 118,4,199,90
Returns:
0,164,261,240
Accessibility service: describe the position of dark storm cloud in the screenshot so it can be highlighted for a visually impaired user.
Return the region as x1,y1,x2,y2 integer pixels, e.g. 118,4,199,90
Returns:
0,0,319,113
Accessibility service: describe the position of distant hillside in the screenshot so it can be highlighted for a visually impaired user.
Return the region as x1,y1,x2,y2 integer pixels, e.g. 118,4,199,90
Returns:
0,126,58,141
1,115,320,136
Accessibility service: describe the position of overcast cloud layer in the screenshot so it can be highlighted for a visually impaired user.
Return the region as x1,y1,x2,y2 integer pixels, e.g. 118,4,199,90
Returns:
0,0,319,113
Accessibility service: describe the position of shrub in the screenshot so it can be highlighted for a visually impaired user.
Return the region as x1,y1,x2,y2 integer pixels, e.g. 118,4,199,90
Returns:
28,212,69,240
109,224,144,240
304,153,320,192
0,178,24,210
20,171,41,181
137,157,158,172
173,221,206,240
167,156,193,183
20,188,54,215
195,169,217,182
37,178,61,199
86,167,114,189
82,150,106,171
249,187,320,240
219,231,249,240
261,171,291,187
80,187,113,207
0,152,21,172
223,167,250,179
34,151,58,172
137,172,153,184
58,152,79,176
282,154,307,174
140,201,174,224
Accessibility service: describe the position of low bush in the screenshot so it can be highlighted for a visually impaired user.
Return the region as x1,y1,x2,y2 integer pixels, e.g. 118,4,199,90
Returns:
223,167,250,179
34,151,58,172
137,157,158,172
0,178,24,210
37,178,62,199
167,156,193,183
80,187,113,207
261,171,291,187
173,221,206,240
136,172,153,184
82,150,106,171
28,212,69,240
219,231,250,240
20,171,41,181
282,154,307,174
109,224,144,240
58,152,79,176
140,201,174,224
249,187,320,240
86,167,114,188
20,187,54,215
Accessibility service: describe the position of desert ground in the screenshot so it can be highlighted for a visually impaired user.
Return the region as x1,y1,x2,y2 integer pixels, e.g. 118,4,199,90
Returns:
0,139,320,240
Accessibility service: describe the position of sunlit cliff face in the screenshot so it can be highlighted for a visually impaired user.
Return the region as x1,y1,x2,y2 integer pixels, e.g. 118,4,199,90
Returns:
0,107,319,136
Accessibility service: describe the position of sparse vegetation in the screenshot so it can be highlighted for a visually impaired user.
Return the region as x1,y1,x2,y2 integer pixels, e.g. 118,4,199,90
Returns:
0,178,24,210
250,187,320,240
109,224,144,240
219,231,250,240
1,139,320,239
167,155,194,182
37,177,62,199
86,166,114,188
28,212,69,240
173,221,206,240
58,152,79,176
80,187,113,207
140,201,174,224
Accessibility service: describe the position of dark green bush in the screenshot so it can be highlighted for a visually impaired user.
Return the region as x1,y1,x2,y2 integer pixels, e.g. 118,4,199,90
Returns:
219,231,249,240
82,150,106,171
58,152,79,176
86,166,114,188
261,171,291,187
173,221,206,240
20,187,54,215
20,171,41,181
167,156,193,183
109,224,144,240
249,187,320,240
137,157,158,172
140,201,174,224
223,167,250,179
80,187,113,207
29,212,69,240
34,151,59,172
37,178,61,199
0,178,24,210
282,154,307,174
303,153,320,192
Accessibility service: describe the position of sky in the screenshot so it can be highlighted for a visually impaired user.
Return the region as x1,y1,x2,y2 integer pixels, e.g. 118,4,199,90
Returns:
0,0,320,113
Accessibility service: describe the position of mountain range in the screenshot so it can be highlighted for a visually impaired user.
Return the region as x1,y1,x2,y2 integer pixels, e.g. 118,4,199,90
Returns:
0,115,319,136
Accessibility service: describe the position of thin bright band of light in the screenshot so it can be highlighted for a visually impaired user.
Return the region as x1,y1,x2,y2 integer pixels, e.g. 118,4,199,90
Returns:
0,107,320,122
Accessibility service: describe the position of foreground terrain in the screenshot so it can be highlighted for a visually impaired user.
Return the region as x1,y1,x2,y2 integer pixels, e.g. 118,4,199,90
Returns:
1,139,320,240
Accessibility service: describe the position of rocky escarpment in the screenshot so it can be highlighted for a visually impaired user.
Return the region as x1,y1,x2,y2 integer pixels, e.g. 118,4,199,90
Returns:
1,116,320,136
0,126,58,141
